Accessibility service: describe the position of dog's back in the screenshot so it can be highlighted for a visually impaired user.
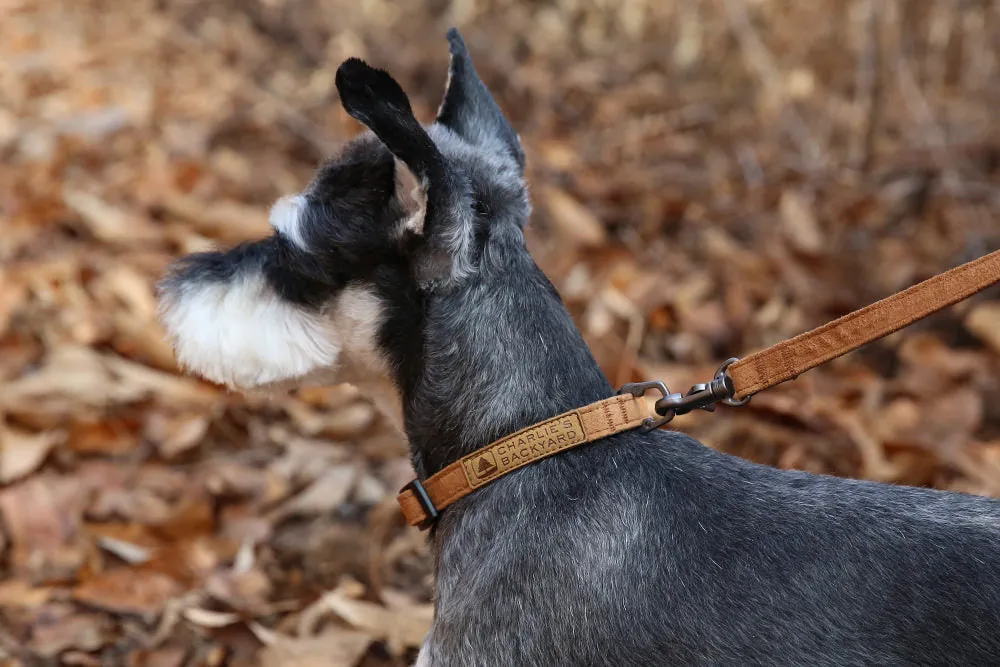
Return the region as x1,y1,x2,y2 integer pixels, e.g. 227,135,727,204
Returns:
429,429,1000,666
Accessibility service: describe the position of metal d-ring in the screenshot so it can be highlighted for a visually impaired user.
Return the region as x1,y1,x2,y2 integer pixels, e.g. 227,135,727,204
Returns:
715,357,751,407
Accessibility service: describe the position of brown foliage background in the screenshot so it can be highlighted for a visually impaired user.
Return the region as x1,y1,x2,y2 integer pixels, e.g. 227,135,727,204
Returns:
1,1,999,664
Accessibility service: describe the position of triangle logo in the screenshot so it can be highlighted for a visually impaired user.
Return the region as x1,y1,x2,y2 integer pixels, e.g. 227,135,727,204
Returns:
472,453,498,479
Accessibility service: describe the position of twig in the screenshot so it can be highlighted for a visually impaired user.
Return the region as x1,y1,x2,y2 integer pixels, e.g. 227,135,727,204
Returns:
890,7,963,196
719,0,825,172
851,0,883,172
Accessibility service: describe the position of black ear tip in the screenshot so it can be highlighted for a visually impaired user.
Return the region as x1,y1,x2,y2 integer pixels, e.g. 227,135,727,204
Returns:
335,57,414,119
335,57,375,89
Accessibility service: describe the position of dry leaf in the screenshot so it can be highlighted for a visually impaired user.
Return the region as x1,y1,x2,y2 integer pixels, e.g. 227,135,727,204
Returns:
63,190,160,244
0,474,87,581
29,604,109,657
73,569,182,618
145,412,210,459
3,3,1000,664
182,607,241,628
269,465,357,521
204,567,272,612
97,535,153,565
159,194,272,244
256,626,373,667
0,580,53,609
0,275,26,338
0,425,64,482
67,417,139,456
966,301,1000,355
540,186,607,247
779,190,823,255
129,646,189,667
321,586,432,649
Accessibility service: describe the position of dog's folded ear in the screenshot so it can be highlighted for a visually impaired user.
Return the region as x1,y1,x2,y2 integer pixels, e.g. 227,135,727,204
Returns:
336,56,475,286
435,28,525,172
336,58,445,188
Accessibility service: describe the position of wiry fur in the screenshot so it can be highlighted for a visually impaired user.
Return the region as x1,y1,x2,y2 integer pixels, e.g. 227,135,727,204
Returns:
158,29,1000,666
158,245,341,388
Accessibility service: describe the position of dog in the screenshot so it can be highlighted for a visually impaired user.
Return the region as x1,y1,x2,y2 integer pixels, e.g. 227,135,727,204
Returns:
158,28,1000,666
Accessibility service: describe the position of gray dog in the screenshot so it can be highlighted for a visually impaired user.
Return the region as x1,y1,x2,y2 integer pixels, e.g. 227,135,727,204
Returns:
157,28,1000,667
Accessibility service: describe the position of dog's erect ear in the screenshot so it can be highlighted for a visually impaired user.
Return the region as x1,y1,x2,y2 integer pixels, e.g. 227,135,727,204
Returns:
336,58,474,284
435,28,525,171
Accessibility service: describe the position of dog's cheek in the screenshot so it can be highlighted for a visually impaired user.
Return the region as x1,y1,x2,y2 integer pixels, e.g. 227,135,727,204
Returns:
329,285,408,431
158,271,343,389
334,284,390,371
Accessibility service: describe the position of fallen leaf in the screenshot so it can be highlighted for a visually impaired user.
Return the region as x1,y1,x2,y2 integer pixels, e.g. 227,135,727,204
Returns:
204,567,272,612
93,265,159,320
540,186,607,247
0,474,87,582
145,412,210,459
269,436,351,483
0,425,64,482
67,417,139,456
60,650,105,666
63,190,160,244
130,646,189,667
269,464,357,521
73,568,182,618
0,579,53,609
321,585,432,649
966,301,1000,355
182,607,241,628
97,535,153,565
779,189,823,255
0,274,26,338
255,626,373,667
159,193,271,244
30,603,110,657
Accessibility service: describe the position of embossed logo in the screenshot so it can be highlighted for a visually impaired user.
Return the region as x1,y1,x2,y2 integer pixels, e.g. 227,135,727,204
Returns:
471,452,498,480
462,413,586,488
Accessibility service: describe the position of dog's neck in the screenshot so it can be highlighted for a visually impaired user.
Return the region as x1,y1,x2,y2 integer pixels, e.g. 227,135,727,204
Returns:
394,230,614,478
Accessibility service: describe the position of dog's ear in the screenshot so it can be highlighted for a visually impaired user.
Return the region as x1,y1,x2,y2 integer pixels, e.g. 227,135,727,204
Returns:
435,28,525,172
336,57,445,190
336,57,477,285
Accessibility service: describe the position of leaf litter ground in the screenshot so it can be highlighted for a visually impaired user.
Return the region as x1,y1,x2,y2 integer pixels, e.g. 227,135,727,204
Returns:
1,1,999,664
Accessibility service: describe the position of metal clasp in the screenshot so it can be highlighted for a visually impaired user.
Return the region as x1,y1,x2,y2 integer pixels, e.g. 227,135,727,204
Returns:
617,358,750,432
617,380,673,432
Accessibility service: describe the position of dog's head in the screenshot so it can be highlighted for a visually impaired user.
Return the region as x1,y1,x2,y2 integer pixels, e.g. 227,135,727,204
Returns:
157,29,529,391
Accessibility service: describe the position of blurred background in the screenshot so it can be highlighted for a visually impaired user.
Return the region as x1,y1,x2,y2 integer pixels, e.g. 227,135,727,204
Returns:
1,0,999,664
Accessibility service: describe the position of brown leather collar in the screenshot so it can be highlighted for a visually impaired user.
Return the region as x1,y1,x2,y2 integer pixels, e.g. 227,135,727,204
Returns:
398,248,1000,530
398,393,655,528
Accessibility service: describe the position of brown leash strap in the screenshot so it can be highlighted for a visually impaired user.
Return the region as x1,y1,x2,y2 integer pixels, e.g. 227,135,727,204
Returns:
397,248,1000,530
727,248,1000,400
398,393,655,528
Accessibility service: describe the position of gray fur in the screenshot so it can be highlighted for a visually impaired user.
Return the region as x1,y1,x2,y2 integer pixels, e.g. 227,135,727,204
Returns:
413,223,1000,666
158,29,1000,667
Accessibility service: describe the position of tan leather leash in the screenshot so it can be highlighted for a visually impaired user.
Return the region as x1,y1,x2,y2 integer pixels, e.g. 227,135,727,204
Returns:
399,248,1000,529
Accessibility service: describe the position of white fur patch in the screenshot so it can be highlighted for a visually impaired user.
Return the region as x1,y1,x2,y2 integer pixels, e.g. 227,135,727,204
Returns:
159,272,341,389
335,285,388,371
159,263,405,431
414,640,432,667
269,194,309,250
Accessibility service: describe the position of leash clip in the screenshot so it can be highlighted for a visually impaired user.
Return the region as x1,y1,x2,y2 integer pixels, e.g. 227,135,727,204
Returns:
656,357,750,421
618,358,750,432
617,380,673,432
